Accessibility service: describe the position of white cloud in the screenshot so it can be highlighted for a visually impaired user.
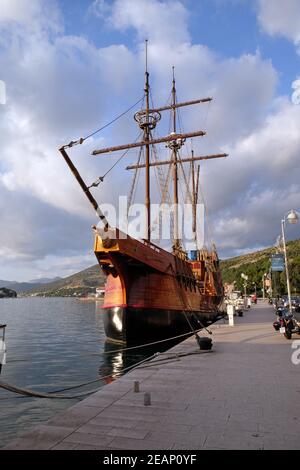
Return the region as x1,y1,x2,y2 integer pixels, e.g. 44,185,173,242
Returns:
0,0,42,23
257,0,300,48
255,1,300,110
89,0,112,18
0,26,140,217
292,78,300,104
92,0,190,44
209,99,300,252
0,0,62,35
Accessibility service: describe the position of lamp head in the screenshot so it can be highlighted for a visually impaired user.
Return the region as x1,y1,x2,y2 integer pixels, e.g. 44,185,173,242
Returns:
287,210,299,225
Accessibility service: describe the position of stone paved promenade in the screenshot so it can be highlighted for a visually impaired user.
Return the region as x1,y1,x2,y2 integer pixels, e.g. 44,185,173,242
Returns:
4,302,300,450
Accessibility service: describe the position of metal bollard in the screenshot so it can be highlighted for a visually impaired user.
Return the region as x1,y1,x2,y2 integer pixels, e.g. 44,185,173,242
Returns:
134,381,140,393
144,392,151,406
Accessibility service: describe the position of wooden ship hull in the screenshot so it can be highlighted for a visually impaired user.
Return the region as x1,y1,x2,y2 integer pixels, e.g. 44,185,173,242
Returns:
95,229,224,345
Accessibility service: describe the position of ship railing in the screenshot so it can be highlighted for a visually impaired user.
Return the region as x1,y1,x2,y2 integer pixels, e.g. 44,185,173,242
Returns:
141,239,161,253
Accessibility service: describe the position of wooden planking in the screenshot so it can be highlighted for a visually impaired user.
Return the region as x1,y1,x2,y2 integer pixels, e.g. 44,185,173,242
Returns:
95,229,176,275
103,269,221,312
95,229,223,312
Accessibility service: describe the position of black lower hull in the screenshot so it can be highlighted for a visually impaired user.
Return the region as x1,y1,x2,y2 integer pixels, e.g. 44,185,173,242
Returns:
102,306,223,346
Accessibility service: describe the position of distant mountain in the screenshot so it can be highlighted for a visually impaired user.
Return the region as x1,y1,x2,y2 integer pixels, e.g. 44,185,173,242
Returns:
0,276,63,294
0,280,44,293
0,279,16,287
24,265,105,297
28,277,62,284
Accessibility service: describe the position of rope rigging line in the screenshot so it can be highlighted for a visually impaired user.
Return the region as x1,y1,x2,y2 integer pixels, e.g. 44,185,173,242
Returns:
179,158,192,205
150,138,174,238
127,145,144,214
178,100,216,251
123,93,146,208
149,89,173,203
88,95,146,194
87,130,144,189
169,262,213,337
197,172,215,250
186,163,192,204
95,327,203,356
150,157,174,239
178,280,213,336
65,95,145,148
131,152,142,207
141,87,174,239
176,162,190,251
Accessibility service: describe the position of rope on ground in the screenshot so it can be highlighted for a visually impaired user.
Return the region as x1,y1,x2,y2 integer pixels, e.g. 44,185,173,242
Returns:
136,349,213,369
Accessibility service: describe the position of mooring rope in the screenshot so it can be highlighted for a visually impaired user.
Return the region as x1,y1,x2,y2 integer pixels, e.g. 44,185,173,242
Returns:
0,340,216,400
0,353,158,399
136,349,212,369
0,309,221,400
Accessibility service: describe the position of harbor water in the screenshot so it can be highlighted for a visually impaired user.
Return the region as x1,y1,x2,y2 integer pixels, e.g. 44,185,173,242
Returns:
0,298,160,448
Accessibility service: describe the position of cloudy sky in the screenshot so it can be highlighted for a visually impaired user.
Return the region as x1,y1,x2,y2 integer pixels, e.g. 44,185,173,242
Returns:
1,0,300,281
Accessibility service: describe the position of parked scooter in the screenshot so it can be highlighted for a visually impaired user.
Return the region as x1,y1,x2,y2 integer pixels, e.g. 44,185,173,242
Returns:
273,306,300,339
273,306,286,332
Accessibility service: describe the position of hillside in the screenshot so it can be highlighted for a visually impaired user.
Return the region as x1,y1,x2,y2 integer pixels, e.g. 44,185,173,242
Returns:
220,238,300,296
25,264,106,297
23,238,300,297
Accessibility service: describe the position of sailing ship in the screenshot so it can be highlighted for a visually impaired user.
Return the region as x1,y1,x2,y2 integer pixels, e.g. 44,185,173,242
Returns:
60,43,228,345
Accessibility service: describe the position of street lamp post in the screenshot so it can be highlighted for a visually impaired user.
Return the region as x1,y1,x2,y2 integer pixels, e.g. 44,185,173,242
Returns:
269,269,272,298
241,273,248,308
262,273,267,301
281,210,299,313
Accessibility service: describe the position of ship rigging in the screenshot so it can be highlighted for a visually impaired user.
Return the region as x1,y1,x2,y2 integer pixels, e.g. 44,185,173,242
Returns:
59,41,228,345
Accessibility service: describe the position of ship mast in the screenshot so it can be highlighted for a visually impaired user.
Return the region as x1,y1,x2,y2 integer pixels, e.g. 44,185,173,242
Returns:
191,149,200,246
144,40,151,241
171,67,180,249
90,43,228,250
191,148,196,238
58,41,228,249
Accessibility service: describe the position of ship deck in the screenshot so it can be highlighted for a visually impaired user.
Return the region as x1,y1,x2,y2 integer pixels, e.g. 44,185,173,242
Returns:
4,301,300,450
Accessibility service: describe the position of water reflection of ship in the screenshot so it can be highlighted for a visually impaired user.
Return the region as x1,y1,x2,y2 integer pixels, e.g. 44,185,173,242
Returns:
99,336,186,383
